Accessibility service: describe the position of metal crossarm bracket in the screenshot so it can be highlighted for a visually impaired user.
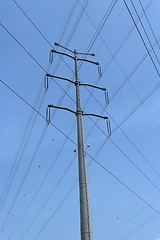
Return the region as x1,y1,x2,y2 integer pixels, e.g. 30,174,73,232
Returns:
77,58,99,66
51,49,75,60
46,73,75,84
79,83,106,91
48,104,76,114
82,113,108,120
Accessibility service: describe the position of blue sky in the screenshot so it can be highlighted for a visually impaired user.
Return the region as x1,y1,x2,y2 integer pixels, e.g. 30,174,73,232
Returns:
0,0,160,239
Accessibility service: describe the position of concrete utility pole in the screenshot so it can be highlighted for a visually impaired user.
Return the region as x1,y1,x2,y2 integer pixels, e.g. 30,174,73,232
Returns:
74,49,92,240
46,43,110,240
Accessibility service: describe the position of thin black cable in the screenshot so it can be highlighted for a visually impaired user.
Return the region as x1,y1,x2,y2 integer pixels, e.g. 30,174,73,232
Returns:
12,0,52,47
11,0,73,73
114,213,159,240
32,181,77,240
0,0,159,226
7,122,77,240
18,156,77,240
102,0,154,74
130,0,160,65
110,34,160,101
2,1,160,237
78,1,160,177
123,0,160,77
139,0,160,50
99,195,160,240
86,113,160,194
0,22,46,72
0,124,48,232
57,0,78,43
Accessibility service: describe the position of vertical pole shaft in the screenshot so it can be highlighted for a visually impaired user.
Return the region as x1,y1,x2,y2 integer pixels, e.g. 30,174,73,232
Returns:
74,49,93,240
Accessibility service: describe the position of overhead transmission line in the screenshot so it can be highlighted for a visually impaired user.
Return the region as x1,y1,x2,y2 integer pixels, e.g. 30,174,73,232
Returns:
77,0,160,176
139,0,160,50
0,0,90,221
123,0,160,77
0,2,159,234
0,19,159,214
0,15,159,196
99,195,160,240
130,0,160,65
3,1,160,238
7,123,77,240
1,77,160,213
78,0,160,135
0,124,49,232
110,34,160,102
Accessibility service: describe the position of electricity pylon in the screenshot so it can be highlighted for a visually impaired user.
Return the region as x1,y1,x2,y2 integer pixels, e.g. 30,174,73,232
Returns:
45,43,110,240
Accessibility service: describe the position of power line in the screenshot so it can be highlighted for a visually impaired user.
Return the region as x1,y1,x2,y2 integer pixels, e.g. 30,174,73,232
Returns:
110,34,160,101
77,1,160,177
7,123,77,240
11,0,73,73
12,0,52,48
130,0,160,65
0,125,48,232
139,0,160,50
123,0,160,77
0,78,159,215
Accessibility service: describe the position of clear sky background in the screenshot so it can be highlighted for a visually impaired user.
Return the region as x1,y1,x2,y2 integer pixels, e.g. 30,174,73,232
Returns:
0,0,160,239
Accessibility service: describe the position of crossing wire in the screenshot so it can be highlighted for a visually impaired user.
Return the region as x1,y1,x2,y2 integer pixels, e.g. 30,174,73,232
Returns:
1,15,160,211
130,0,160,65
139,0,160,50
78,0,160,136
123,0,160,77
12,0,73,73
0,124,48,232
1,12,160,198
0,0,90,219
0,78,159,214
110,34,160,102
1,4,160,237
7,122,77,240
77,0,160,176
99,195,160,240
0,62,52,214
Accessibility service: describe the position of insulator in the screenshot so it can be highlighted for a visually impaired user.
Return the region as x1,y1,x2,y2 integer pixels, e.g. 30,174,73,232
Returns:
49,51,53,63
46,107,50,124
98,65,102,78
44,75,48,91
106,119,111,137
105,90,109,105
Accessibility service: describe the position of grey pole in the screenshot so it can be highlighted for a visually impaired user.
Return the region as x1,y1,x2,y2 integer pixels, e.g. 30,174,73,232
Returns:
74,49,93,240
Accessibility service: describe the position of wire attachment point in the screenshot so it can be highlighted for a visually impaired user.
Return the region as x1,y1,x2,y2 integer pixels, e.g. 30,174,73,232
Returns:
106,119,111,136
44,75,49,91
46,107,50,124
105,90,109,105
98,65,102,78
49,51,54,63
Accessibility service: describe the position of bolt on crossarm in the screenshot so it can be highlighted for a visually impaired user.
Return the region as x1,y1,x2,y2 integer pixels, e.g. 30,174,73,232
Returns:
74,49,93,240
